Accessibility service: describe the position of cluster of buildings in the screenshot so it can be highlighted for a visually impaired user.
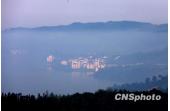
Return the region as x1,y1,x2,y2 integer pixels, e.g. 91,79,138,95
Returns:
60,57,106,72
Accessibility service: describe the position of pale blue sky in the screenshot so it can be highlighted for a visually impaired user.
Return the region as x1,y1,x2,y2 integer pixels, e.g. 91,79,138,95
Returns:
2,0,168,29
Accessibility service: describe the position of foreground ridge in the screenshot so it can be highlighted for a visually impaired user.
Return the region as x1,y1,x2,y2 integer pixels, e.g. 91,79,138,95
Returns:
2,89,167,111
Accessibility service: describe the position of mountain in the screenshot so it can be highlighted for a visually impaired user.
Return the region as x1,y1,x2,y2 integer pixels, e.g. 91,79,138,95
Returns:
5,21,168,32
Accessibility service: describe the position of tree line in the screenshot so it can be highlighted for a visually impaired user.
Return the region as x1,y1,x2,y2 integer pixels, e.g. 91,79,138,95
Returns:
2,88,167,111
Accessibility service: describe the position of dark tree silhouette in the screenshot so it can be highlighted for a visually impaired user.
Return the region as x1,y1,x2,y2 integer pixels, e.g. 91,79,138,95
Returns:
2,89,167,111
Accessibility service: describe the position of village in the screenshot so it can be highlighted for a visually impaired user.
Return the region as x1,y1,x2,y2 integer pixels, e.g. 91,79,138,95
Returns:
60,57,106,72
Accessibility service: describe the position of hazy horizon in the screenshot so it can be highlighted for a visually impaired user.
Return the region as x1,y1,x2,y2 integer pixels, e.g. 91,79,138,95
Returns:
3,20,168,30
2,0,168,29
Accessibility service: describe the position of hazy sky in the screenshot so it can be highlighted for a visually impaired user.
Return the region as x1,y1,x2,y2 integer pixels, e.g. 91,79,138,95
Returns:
2,0,168,29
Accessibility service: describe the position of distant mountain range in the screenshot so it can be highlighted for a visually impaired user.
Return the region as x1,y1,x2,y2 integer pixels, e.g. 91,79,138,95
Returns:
5,21,168,32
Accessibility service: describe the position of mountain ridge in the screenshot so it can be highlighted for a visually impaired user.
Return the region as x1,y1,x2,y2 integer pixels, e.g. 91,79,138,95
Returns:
4,21,168,32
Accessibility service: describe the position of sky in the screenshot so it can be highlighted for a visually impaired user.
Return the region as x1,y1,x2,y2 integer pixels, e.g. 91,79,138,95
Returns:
2,0,168,29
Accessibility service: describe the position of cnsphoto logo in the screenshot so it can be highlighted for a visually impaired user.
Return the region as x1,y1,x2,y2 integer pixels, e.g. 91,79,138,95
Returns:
115,93,161,102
